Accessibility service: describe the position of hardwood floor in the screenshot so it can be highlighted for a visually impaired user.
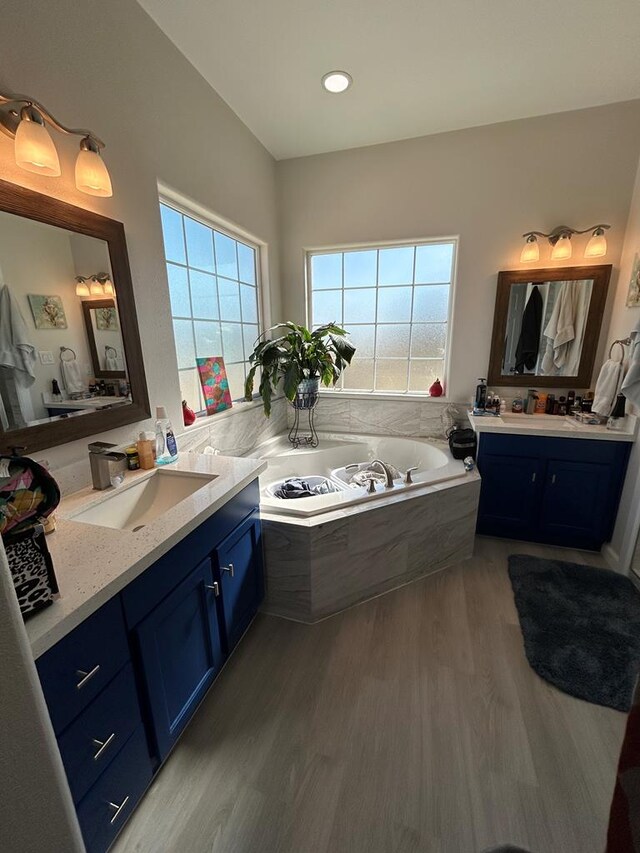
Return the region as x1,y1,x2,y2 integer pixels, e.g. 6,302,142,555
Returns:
113,538,626,853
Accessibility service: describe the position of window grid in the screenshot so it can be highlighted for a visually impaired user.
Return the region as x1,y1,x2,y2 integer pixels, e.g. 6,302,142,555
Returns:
160,203,260,412
308,241,455,395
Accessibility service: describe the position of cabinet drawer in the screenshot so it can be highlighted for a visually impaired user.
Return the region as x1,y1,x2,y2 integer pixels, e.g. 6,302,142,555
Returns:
37,597,130,735
76,724,152,853
58,663,142,804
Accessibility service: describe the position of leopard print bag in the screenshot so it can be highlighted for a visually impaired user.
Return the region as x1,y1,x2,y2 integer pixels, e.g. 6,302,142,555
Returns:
5,523,59,619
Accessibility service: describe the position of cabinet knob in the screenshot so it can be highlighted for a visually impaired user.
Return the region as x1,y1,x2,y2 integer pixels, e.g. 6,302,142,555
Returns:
92,732,116,761
76,664,101,690
531,472,536,483
108,796,130,824
221,563,235,578
551,474,556,484
206,581,220,597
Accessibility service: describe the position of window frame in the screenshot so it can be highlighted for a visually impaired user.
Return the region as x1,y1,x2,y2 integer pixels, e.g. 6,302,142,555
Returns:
305,236,458,399
158,186,269,413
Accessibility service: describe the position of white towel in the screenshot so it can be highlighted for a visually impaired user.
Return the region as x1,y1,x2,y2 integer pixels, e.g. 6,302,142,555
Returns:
592,357,624,416
0,284,36,386
105,354,121,370
61,359,86,394
541,281,578,375
621,316,640,410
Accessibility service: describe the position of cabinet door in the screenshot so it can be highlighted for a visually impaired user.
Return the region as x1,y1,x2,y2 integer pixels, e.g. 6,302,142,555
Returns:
540,460,611,549
134,558,224,761
215,513,264,652
476,454,542,539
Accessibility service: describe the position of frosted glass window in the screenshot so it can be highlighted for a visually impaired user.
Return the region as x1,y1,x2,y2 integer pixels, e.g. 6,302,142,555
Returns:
344,288,376,324
214,231,238,280
312,253,342,290
160,202,261,409
167,264,191,317
344,250,377,287
313,290,342,325
308,239,455,393
189,271,218,320
184,217,214,272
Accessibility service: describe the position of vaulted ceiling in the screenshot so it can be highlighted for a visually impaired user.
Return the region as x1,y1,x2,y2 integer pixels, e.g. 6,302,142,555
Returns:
138,0,640,160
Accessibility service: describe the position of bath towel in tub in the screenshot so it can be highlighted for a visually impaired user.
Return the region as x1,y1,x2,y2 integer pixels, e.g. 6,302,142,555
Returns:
274,478,334,499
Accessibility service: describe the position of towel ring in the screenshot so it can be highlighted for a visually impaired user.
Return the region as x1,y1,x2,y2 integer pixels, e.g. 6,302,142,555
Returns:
609,338,631,361
60,346,77,361
105,345,117,357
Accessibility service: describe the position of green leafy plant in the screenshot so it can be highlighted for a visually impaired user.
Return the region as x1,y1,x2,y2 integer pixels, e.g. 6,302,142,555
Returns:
244,322,356,416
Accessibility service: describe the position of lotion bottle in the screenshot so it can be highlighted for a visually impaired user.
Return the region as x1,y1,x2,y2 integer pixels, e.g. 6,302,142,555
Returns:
155,406,178,465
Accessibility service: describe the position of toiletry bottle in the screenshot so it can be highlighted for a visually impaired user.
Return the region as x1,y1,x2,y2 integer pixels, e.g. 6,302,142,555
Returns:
475,379,487,412
545,394,555,414
557,396,567,416
155,406,178,465
137,432,155,469
607,394,626,431
500,398,507,414
512,397,523,413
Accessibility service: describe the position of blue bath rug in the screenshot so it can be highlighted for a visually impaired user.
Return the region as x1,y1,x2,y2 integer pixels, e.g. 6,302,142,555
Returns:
508,555,640,712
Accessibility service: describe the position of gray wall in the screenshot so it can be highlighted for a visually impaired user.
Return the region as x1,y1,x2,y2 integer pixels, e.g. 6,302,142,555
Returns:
276,100,640,402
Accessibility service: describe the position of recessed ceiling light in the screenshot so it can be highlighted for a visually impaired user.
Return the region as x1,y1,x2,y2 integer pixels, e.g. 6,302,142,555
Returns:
321,71,352,94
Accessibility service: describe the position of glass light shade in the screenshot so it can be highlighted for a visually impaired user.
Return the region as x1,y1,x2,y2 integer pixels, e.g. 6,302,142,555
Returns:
89,279,104,296
103,279,115,296
584,231,607,258
322,71,352,93
75,281,90,297
14,118,61,176
75,148,113,197
551,234,572,261
520,237,539,264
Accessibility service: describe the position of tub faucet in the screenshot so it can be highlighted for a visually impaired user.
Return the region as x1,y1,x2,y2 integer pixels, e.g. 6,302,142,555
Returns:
88,442,127,490
370,459,396,488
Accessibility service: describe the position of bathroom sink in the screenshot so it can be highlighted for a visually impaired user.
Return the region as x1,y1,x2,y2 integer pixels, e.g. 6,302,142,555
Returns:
69,470,218,532
498,413,579,430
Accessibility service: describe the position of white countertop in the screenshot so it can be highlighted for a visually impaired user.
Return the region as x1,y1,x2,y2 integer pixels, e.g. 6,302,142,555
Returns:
468,411,637,442
25,452,266,659
45,396,130,410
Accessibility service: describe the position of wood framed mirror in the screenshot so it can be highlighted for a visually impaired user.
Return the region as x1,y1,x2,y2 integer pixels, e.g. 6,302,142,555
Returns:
487,264,612,388
0,179,150,453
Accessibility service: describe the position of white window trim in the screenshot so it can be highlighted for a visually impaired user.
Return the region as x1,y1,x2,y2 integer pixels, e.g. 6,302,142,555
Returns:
304,235,459,398
158,183,271,412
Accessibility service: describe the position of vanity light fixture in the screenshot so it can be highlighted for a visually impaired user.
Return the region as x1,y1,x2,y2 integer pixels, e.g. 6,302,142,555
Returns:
520,224,610,264
321,71,353,93
75,272,113,298
0,90,112,197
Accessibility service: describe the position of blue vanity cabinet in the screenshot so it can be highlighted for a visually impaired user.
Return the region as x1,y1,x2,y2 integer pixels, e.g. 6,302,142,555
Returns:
476,433,630,550
133,557,225,761
214,511,264,653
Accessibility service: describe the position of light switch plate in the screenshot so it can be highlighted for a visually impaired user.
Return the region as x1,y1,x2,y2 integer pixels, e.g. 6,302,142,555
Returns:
39,351,54,365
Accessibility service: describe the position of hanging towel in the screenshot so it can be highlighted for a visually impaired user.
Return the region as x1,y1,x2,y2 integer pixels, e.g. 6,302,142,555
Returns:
105,353,121,371
514,285,543,373
593,355,624,416
60,359,85,394
621,315,640,410
541,281,578,374
0,285,36,386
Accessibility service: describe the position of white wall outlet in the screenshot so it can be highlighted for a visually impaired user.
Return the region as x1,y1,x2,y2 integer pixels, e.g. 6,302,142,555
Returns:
39,351,54,365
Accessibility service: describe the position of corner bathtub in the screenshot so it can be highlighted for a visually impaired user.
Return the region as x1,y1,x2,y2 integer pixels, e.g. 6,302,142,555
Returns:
249,431,481,624
253,432,466,518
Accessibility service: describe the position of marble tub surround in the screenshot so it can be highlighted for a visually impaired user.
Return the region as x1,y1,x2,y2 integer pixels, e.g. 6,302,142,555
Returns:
289,393,467,438
468,411,637,442
261,472,480,623
25,452,266,658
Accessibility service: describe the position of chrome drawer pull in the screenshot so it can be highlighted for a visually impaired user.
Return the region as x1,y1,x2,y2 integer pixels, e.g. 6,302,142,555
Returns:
76,664,101,690
206,581,220,597
108,796,130,824
221,562,235,578
92,732,116,761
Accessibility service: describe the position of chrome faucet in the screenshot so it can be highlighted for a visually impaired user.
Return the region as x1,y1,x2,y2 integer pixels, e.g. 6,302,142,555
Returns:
370,459,396,488
88,442,127,490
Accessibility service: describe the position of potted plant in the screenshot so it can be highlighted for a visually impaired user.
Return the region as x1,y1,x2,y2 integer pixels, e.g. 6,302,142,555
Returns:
244,322,356,416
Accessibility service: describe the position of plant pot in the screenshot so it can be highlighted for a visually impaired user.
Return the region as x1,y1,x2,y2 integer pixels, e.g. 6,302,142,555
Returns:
292,377,319,409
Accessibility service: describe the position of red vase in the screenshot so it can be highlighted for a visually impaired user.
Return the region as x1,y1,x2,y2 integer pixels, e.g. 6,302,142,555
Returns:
429,378,444,397
182,399,196,426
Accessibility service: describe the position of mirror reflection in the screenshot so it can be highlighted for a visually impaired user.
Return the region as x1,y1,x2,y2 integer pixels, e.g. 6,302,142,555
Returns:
0,211,131,432
502,278,594,378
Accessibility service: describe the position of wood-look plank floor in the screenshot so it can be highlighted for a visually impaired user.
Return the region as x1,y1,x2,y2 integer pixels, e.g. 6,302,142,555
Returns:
113,538,626,853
